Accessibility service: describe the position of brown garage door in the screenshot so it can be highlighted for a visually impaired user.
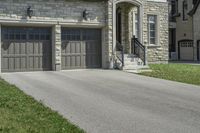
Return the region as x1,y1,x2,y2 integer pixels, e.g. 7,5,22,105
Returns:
1,27,52,72
61,28,101,69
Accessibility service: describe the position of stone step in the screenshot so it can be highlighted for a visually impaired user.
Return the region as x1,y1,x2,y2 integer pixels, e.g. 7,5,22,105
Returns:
123,65,149,70
124,54,137,58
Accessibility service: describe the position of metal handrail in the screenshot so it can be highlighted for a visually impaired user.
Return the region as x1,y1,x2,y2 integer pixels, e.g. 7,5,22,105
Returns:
116,41,124,67
132,36,146,65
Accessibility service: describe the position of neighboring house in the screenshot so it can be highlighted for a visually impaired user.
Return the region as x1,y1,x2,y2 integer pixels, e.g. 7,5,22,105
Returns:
0,0,168,73
169,0,200,61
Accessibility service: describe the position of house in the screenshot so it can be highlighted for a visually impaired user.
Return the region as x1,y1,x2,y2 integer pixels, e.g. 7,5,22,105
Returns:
169,0,200,61
0,0,168,73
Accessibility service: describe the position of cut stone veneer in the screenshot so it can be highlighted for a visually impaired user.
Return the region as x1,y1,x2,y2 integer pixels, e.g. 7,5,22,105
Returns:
53,25,62,71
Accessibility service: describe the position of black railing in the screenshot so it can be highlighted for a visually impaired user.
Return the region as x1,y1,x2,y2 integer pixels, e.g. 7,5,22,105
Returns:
116,41,124,67
131,36,146,65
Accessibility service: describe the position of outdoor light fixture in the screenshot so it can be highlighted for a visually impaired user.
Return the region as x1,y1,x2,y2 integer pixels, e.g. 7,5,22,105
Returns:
27,6,33,18
83,9,89,20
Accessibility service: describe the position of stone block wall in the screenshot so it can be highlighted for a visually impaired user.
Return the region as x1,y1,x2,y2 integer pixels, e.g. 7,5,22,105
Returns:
143,1,169,63
0,0,107,24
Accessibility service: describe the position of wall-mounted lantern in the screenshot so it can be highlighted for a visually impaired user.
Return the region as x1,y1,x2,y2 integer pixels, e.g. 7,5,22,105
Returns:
83,9,89,20
27,6,33,18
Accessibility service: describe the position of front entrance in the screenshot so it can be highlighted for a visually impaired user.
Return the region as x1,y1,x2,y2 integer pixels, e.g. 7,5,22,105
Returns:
115,2,141,54
1,26,52,72
61,28,102,69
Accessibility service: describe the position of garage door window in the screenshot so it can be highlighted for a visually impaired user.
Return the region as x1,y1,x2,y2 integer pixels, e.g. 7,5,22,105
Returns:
2,29,27,40
62,29,81,41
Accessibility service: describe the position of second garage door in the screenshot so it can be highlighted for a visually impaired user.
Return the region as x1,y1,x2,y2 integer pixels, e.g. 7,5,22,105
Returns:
61,28,101,69
1,27,52,72
179,40,194,60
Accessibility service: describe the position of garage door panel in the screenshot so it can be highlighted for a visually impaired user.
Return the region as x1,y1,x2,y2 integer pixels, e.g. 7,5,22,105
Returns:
61,28,101,69
70,42,77,54
2,42,9,55
2,57,9,71
21,57,27,69
15,57,20,69
9,58,14,70
1,27,52,72
76,56,81,66
21,42,26,54
71,56,75,67
15,43,20,54
82,55,86,67
28,56,34,69
33,42,39,54
8,42,15,55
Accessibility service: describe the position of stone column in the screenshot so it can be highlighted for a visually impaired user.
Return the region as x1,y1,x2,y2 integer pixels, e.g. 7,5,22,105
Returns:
52,24,61,71
108,0,114,69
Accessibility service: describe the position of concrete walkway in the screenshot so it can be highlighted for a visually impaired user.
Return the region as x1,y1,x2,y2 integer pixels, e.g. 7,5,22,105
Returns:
1,70,200,133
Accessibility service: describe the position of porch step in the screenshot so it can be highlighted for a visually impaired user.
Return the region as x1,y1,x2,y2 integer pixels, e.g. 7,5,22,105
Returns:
115,52,149,72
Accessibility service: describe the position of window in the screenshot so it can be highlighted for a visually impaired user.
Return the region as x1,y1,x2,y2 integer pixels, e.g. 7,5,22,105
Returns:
135,13,139,38
183,0,188,21
148,15,157,45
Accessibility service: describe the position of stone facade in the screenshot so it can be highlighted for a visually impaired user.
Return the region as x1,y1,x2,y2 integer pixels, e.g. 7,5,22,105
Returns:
0,0,169,71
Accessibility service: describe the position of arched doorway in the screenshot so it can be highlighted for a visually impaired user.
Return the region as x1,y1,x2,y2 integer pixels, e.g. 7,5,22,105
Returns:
113,0,143,54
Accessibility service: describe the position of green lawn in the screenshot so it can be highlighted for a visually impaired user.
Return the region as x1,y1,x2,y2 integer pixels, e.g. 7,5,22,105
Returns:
140,64,200,86
0,80,85,133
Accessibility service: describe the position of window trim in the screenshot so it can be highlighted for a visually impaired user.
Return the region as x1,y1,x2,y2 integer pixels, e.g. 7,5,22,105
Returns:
147,14,158,46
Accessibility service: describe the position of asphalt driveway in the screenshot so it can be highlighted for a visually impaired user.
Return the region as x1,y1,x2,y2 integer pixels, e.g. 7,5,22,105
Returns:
1,70,200,133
